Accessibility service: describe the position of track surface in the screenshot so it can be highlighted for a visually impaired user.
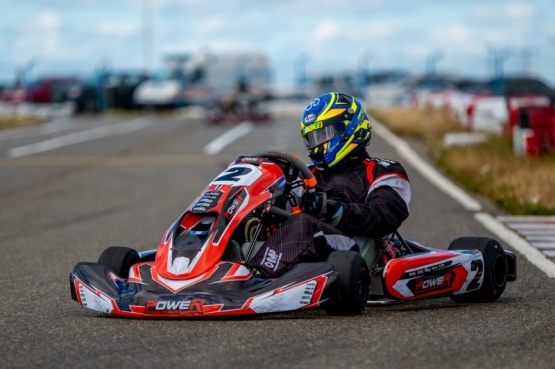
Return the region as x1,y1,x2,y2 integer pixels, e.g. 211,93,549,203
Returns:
1,113,554,369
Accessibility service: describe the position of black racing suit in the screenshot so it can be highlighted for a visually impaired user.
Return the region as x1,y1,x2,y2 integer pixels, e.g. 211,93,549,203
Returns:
248,150,411,278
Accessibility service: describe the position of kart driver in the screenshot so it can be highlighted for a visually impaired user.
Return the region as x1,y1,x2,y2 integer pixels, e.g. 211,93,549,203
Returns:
248,92,411,278
219,79,255,118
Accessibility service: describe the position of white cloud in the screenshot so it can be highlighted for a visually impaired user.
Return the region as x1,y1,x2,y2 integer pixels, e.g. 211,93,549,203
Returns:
196,16,230,36
311,22,340,43
472,1,538,22
368,22,397,40
34,9,62,30
506,2,537,20
12,9,64,62
97,22,137,37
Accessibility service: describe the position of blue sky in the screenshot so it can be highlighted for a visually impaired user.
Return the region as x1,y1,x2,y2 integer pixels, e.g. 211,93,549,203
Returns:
1,0,554,88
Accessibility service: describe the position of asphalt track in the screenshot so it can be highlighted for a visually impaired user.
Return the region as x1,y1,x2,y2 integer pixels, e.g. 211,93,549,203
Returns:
1,112,554,369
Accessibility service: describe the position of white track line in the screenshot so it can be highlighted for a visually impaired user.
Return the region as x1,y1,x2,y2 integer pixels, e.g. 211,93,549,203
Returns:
0,119,72,142
8,117,153,158
373,119,555,278
203,121,254,155
475,213,555,278
372,122,482,211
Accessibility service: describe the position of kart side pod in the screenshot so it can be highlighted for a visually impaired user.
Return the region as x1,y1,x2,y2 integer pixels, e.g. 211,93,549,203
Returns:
381,237,517,302
382,250,481,301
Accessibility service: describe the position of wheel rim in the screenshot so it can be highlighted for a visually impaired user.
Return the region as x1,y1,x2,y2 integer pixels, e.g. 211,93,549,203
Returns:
492,254,507,288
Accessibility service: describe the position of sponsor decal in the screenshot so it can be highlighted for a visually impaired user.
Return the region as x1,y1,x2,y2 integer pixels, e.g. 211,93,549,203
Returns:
409,271,455,295
225,194,244,219
304,113,316,123
327,140,340,152
404,261,453,278
195,201,212,207
145,298,205,314
375,159,395,168
301,120,323,135
262,247,283,271
300,280,317,305
236,156,264,164
192,190,223,213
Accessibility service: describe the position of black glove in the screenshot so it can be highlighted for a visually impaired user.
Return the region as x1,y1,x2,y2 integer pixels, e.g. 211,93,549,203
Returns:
303,191,344,226
303,191,328,217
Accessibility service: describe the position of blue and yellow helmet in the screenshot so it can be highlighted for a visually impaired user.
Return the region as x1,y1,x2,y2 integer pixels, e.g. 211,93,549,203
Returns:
301,92,372,170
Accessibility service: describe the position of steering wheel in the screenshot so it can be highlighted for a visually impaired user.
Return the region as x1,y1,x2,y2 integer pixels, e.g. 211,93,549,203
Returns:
252,150,318,218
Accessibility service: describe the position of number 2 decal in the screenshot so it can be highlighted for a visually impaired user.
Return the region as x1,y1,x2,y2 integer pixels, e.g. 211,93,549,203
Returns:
214,167,251,182
212,165,262,186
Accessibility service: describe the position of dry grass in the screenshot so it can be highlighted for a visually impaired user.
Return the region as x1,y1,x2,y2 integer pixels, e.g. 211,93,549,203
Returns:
369,108,463,141
0,115,42,130
369,107,555,215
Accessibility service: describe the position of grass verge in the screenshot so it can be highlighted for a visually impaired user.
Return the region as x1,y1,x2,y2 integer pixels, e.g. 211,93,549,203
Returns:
0,115,42,130
369,107,555,215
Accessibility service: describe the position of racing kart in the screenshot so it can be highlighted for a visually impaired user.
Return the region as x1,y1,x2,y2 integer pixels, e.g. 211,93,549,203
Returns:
204,101,271,125
70,150,517,318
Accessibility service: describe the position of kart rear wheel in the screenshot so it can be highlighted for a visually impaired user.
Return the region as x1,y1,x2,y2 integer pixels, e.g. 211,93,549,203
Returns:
98,246,140,278
324,251,369,316
448,237,508,303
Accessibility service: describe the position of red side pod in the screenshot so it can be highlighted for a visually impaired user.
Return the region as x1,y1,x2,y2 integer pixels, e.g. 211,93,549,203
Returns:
383,251,474,300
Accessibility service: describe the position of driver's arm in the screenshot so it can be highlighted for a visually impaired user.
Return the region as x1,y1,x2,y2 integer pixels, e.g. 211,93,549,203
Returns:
336,185,410,239
334,161,411,239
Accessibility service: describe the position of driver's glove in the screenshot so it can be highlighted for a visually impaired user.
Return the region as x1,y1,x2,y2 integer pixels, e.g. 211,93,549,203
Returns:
302,191,344,226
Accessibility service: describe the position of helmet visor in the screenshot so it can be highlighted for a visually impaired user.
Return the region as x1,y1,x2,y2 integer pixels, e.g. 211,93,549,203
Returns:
304,118,346,149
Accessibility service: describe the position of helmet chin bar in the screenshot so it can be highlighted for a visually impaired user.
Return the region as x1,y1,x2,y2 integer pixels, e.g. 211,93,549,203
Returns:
309,146,327,169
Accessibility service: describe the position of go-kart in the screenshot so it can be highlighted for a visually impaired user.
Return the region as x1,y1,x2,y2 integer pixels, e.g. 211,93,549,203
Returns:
204,101,271,125
70,150,517,318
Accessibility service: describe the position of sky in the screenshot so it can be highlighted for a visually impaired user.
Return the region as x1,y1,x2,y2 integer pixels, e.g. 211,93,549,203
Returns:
1,0,554,89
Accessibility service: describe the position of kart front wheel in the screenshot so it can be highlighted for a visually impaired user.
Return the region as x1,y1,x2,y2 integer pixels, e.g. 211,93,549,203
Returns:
448,237,508,303
324,251,369,316
98,246,140,278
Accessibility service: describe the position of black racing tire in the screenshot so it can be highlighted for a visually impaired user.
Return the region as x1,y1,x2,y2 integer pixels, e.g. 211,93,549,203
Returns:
324,251,369,316
448,237,508,303
98,246,140,278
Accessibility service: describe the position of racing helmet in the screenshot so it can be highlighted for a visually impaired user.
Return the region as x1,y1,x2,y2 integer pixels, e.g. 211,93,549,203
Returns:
301,92,372,170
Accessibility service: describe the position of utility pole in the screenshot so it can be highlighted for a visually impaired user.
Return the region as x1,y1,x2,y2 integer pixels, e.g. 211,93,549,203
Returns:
520,47,536,76
142,0,153,74
21,57,37,85
426,50,444,76
488,46,512,78
294,52,310,88
357,50,374,95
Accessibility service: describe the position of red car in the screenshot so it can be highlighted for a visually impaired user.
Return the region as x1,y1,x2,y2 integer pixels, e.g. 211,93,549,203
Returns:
25,77,81,103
